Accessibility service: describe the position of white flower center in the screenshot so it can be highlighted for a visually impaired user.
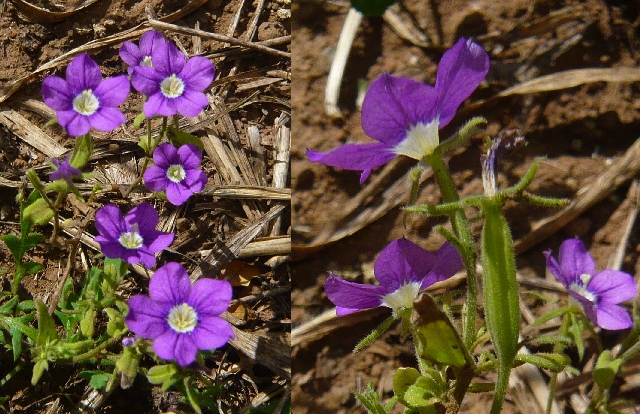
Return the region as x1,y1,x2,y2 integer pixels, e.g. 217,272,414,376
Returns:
392,118,440,160
160,74,185,98
381,282,422,312
167,303,198,333
118,224,143,249
72,89,100,116
140,55,153,67
166,164,186,183
569,273,597,303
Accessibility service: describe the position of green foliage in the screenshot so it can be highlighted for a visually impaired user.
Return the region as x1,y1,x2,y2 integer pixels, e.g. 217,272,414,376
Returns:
354,382,396,414
147,364,181,391
80,370,111,390
515,352,570,373
167,126,205,150
394,367,445,413
69,134,94,169
593,350,622,389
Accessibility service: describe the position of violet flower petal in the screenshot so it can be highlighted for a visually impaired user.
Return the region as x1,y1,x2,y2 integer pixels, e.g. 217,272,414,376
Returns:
93,75,130,107
125,294,168,338
589,269,637,304
143,165,170,192
558,238,596,281
65,54,102,91
149,262,191,305
192,316,235,350
144,231,175,253
153,329,198,367
180,56,215,91
420,241,464,289
152,41,186,76
95,204,126,238
143,93,176,117
595,303,634,330
50,158,82,182
188,278,232,315
176,90,209,117
125,202,159,234
435,38,490,126
374,238,438,291
58,110,90,136
119,41,141,68
153,142,178,166
306,142,395,184
177,144,203,169
131,66,162,96
138,30,166,57
42,76,72,111
88,107,126,131
361,74,437,146
325,274,388,315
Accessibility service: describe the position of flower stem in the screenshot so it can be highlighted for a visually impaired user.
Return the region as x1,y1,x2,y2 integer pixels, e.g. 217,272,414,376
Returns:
425,153,477,350
546,314,570,414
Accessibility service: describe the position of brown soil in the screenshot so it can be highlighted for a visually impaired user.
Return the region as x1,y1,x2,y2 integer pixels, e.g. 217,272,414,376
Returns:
292,0,640,413
0,0,290,413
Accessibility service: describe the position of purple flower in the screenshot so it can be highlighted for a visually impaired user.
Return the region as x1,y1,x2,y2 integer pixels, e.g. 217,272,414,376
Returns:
125,262,235,367
131,40,214,118
307,38,489,183
42,54,130,137
119,30,167,75
143,143,208,206
545,238,637,330
50,157,82,184
94,203,174,269
325,238,463,316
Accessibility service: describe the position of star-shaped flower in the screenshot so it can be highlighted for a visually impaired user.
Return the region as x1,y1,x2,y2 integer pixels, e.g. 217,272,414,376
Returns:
143,143,208,206
125,262,235,367
545,238,637,330
42,54,129,137
50,157,82,185
307,37,489,183
94,203,174,269
130,40,214,118
119,30,167,75
325,238,463,316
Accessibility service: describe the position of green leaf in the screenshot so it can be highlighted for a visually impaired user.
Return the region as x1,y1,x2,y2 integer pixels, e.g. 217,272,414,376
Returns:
350,0,395,16
593,350,622,389
80,308,96,338
146,364,179,391
102,258,128,297
9,326,23,361
403,382,439,412
354,382,392,414
3,313,37,343
23,198,55,226
105,307,125,337
167,126,204,150
515,352,570,372
1,235,23,262
411,292,471,368
35,300,59,348
31,359,48,385
393,367,420,399
0,296,19,315
80,370,111,390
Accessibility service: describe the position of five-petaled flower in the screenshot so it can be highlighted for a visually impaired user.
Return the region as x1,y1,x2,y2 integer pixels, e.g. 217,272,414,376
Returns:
307,37,489,183
125,262,235,367
545,238,637,330
130,40,214,118
325,238,463,316
143,143,208,206
94,203,174,269
42,54,130,137
50,157,82,185
119,30,167,76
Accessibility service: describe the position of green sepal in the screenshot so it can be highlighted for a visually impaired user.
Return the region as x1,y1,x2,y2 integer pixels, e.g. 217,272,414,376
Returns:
115,345,140,389
80,307,96,338
349,0,395,16
593,350,622,389
70,134,94,169
514,352,570,372
23,198,55,226
353,314,396,353
438,117,487,154
411,292,473,368
105,307,125,337
480,200,520,365
167,126,204,150
133,112,146,129
146,363,180,391
35,300,59,348
525,334,572,348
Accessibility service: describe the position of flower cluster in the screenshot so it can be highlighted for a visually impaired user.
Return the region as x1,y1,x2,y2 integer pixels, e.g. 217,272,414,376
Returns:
326,238,462,315
125,262,235,367
308,37,489,183
123,30,215,118
545,238,637,330
42,54,129,137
